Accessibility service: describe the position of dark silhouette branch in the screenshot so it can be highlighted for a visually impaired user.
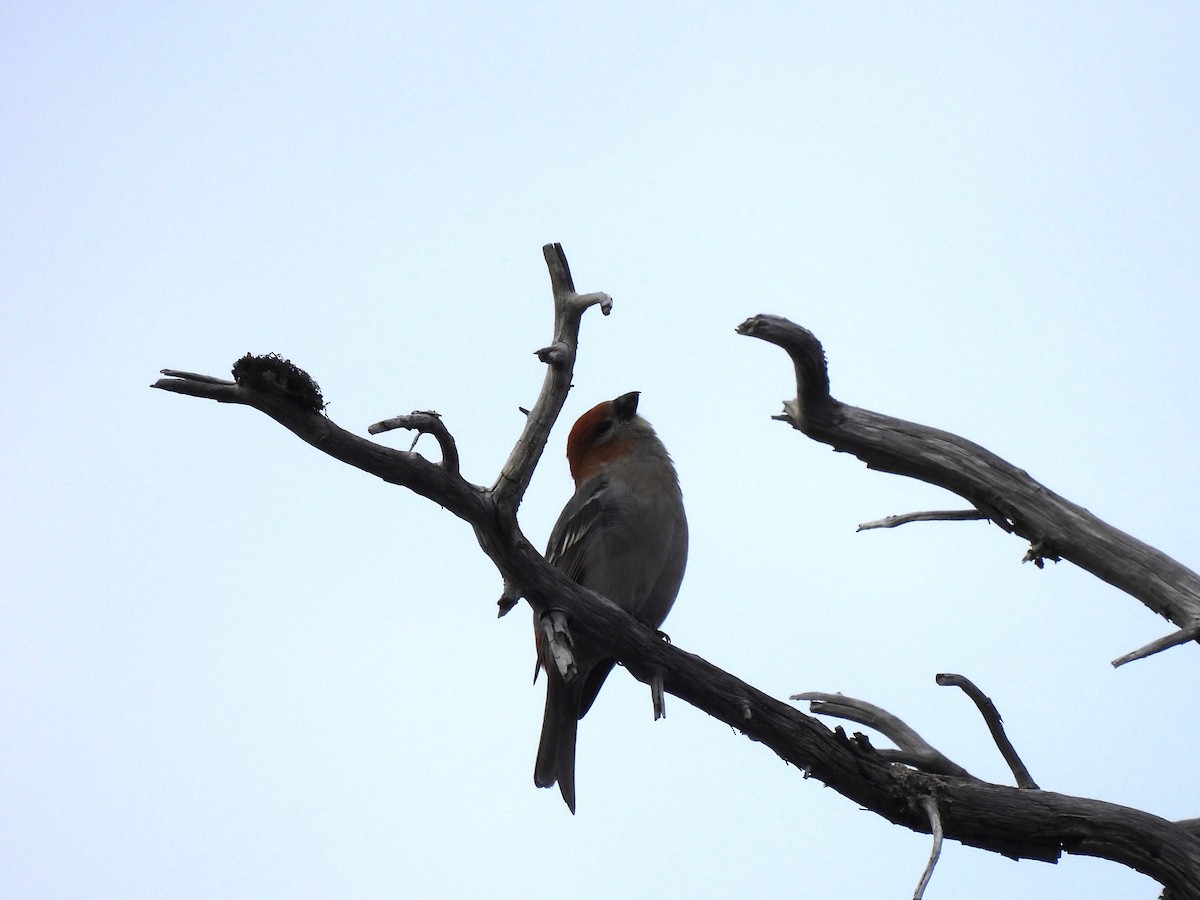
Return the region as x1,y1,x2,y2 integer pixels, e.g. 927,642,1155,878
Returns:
736,315,1200,667
153,250,1200,897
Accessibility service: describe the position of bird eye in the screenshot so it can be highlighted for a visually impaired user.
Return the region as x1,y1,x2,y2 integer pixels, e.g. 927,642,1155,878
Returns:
594,419,613,437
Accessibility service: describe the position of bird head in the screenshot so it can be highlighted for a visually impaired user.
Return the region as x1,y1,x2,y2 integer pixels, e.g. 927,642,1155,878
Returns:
565,391,654,485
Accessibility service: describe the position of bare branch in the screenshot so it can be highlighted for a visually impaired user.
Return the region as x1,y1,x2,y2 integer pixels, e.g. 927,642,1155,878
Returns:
557,578,1200,892
369,410,460,477
936,673,1038,790
154,369,238,397
153,365,485,524
737,315,1200,661
913,795,944,900
794,692,973,779
157,368,238,386
491,243,613,520
857,509,991,531
1112,623,1200,668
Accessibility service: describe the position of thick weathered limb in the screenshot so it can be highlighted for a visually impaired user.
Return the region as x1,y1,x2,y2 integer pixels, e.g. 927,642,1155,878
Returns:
736,315,1200,666
508,560,1200,894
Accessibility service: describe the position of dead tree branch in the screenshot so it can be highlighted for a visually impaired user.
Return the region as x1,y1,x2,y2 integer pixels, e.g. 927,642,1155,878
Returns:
369,410,460,477
792,691,973,779
914,795,944,900
492,243,612,523
154,252,1200,896
857,509,991,531
736,315,1200,667
937,673,1039,789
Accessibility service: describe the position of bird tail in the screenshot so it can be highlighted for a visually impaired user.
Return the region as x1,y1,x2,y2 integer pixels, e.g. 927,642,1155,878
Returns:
534,671,578,814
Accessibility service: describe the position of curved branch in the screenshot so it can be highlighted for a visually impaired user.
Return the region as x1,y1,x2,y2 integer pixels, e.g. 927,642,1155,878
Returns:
369,410,460,477
936,673,1038,789
914,795,944,900
792,692,973,779
737,315,1200,665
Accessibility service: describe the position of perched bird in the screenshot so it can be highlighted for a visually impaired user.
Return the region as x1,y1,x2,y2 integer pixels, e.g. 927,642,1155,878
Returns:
534,391,688,813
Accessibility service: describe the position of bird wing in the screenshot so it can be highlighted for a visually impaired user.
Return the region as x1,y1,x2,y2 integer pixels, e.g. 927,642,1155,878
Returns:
535,474,612,682
544,474,611,584
539,475,621,719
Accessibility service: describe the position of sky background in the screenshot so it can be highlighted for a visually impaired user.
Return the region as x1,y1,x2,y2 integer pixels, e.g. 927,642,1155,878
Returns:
3,2,1199,897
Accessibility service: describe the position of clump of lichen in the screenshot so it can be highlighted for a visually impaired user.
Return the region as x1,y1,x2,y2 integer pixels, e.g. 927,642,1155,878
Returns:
231,353,325,412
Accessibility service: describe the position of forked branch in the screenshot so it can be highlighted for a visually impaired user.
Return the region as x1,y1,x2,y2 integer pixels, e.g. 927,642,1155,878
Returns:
153,252,1200,896
492,243,612,521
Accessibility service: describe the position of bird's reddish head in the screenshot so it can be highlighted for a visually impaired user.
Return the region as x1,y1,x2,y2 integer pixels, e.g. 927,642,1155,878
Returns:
565,391,641,485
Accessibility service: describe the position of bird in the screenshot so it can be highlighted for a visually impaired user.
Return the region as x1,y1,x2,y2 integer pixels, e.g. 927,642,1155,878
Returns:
534,391,688,813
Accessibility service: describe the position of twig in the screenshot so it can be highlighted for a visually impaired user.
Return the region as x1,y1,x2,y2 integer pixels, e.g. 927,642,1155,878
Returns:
1112,623,1200,668
914,795,944,900
936,674,1038,789
857,509,991,531
794,692,973,779
369,410,460,477
158,369,236,386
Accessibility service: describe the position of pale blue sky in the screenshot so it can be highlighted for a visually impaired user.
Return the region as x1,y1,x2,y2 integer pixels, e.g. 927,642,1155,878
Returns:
3,3,1199,897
